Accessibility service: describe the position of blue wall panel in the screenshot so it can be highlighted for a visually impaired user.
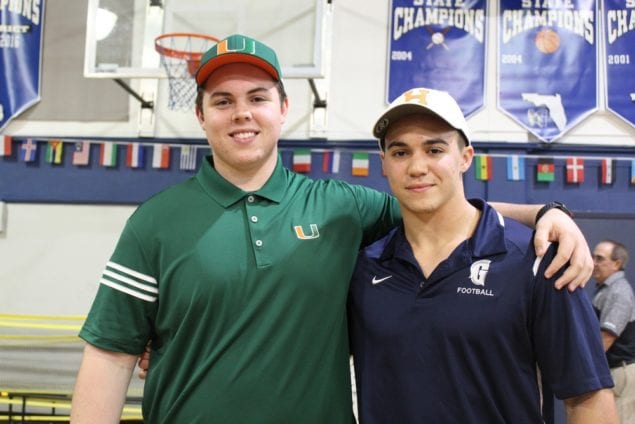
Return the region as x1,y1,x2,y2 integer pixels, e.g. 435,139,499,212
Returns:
1,138,634,215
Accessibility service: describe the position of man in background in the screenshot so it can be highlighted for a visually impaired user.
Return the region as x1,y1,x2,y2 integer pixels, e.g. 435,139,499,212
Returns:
593,240,635,421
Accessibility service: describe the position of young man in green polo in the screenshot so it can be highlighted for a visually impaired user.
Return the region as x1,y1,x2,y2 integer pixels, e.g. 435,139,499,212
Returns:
71,34,593,423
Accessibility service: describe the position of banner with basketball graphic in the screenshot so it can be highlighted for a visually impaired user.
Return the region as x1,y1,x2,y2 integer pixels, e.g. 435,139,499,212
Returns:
497,0,598,142
386,0,486,118
603,0,635,128
0,1,45,132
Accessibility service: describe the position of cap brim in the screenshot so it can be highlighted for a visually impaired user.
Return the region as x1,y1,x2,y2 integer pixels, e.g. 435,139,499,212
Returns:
374,104,440,139
374,104,470,146
196,53,280,86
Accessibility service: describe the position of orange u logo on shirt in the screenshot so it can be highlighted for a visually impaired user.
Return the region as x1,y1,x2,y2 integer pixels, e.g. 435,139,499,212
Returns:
294,224,320,240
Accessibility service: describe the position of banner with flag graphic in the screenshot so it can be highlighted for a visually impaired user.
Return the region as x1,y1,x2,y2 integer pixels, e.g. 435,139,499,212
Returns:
179,145,197,171
498,0,598,142
45,140,63,164
100,143,118,167
386,0,486,116
20,138,37,162
126,143,145,168
292,149,311,173
72,141,91,166
474,155,493,181
0,135,12,156
322,150,340,174
506,155,525,181
566,157,585,183
0,1,46,132
152,144,170,169
600,158,614,185
352,152,370,177
536,158,555,182
603,0,635,128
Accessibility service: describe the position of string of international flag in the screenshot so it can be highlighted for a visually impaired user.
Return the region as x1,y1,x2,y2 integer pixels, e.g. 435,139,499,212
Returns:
0,135,200,171
293,149,635,185
291,149,372,176
473,154,635,185
0,135,377,177
2,135,635,184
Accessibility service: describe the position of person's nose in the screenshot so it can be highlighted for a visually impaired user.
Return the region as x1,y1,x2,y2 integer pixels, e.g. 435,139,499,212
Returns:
408,152,428,176
232,102,252,122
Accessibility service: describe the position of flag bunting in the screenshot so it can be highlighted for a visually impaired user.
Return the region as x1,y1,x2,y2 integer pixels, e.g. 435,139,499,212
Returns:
2,138,635,187
565,157,585,184
352,152,369,177
293,149,312,173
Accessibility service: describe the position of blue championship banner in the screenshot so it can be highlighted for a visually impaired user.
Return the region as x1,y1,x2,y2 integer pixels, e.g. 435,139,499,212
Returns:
387,0,486,117
604,0,635,128
0,0,45,132
498,0,598,142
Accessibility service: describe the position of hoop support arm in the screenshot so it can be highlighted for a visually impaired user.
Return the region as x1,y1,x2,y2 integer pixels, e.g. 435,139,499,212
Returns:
308,78,326,108
114,78,154,109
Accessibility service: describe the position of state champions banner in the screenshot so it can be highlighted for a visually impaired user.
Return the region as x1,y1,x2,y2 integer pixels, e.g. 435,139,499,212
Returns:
604,0,635,128
0,0,45,132
498,0,598,142
386,0,486,117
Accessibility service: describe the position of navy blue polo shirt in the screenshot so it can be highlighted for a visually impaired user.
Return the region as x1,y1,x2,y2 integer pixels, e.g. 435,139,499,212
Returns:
349,199,612,424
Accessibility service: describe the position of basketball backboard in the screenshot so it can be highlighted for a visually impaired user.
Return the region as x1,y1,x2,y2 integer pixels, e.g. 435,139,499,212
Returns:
84,0,329,80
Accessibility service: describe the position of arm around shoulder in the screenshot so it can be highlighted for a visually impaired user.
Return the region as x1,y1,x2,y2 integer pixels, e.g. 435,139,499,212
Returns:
490,201,592,290
71,343,138,423
563,388,619,424
488,202,542,227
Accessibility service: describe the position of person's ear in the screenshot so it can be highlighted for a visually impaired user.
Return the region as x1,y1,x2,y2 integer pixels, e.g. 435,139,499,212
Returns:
280,97,289,125
460,145,474,173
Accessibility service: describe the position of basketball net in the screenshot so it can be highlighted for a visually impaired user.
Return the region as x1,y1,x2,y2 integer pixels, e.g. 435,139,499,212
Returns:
155,33,219,111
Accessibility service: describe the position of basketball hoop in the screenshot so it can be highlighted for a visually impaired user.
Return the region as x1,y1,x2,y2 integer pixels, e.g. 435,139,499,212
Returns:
155,33,219,110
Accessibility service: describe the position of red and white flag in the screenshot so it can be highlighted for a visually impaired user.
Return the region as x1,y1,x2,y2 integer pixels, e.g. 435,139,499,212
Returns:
600,158,614,185
566,157,584,183
152,144,170,169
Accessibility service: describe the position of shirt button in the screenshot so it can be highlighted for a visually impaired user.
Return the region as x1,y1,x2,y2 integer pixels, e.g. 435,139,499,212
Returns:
251,216,258,223
419,282,424,288
255,240,263,247
247,195,255,203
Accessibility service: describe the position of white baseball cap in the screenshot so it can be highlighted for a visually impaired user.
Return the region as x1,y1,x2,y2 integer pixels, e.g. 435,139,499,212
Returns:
373,87,472,147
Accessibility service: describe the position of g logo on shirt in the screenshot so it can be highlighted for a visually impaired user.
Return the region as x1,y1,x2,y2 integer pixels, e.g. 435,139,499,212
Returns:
469,260,491,286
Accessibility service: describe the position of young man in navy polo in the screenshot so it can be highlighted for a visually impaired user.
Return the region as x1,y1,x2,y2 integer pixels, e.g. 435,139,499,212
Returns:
71,33,595,423
349,87,618,423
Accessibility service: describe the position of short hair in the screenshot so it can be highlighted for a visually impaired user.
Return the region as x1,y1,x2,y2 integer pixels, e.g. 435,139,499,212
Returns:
195,80,287,115
601,240,629,270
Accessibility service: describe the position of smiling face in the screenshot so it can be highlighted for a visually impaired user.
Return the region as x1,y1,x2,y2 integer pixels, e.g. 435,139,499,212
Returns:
381,113,473,217
196,63,288,188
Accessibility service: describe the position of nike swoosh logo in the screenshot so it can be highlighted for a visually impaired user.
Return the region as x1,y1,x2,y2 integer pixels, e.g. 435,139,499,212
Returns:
372,275,393,285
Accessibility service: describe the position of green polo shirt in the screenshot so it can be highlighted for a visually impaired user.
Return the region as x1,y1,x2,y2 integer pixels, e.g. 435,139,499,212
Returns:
79,156,400,423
